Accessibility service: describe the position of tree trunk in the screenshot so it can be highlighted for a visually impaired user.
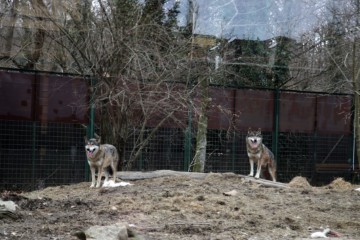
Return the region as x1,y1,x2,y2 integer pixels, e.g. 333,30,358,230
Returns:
24,0,47,69
192,76,209,172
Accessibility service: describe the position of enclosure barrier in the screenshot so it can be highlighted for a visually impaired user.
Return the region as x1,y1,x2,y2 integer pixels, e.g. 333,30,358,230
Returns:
0,69,356,190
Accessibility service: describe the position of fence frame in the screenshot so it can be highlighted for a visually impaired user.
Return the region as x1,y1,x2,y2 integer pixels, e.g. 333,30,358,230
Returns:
0,68,356,190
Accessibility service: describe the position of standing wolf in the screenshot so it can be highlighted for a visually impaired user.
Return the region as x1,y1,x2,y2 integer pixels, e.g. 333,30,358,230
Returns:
246,128,277,182
84,136,119,188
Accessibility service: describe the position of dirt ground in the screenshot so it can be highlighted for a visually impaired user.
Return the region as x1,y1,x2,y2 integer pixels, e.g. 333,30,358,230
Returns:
1,172,360,240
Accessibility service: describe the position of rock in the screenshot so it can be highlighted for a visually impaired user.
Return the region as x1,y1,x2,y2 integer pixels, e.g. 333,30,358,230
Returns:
84,223,128,240
117,170,208,180
0,199,20,219
0,199,19,212
211,232,236,240
223,190,238,196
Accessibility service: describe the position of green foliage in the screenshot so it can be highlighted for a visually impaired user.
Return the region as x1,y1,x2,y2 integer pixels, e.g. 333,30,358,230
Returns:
113,0,141,27
164,1,180,30
219,37,293,89
271,37,292,88
141,0,166,25
220,38,270,88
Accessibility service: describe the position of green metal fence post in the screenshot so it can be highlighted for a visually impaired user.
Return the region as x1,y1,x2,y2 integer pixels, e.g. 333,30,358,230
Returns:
350,119,355,173
351,97,356,171
313,131,317,176
232,131,236,172
31,73,38,190
89,104,95,138
312,97,318,180
273,88,280,160
184,107,192,171
89,78,96,138
31,122,36,190
85,78,96,181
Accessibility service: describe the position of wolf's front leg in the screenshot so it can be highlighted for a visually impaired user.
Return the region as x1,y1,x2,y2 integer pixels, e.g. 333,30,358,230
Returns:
90,166,96,188
248,159,254,177
255,163,262,179
96,168,103,188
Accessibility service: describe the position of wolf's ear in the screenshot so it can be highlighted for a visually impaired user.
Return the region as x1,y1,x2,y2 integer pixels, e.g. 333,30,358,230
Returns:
93,133,101,143
248,127,252,133
84,136,88,143
257,128,262,134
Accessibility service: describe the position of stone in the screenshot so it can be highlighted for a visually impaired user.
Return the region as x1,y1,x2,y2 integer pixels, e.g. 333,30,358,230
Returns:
85,223,128,240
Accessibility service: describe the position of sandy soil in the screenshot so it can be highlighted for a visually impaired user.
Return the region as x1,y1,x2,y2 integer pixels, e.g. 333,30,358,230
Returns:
1,172,360,240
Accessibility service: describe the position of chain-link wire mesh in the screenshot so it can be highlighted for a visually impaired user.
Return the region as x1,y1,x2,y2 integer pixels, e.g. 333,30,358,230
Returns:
1,120,353,190
0,70,356,190
0,120,86,190
123,127,186,171
121,129,354,184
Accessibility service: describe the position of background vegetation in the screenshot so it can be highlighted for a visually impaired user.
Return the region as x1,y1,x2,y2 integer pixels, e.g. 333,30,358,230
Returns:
0,0,359,171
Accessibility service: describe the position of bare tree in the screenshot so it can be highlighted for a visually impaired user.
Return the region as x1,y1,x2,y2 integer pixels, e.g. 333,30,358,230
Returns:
0,0,19,64
53,0,196,169
297,0,360,168
350,0,360,169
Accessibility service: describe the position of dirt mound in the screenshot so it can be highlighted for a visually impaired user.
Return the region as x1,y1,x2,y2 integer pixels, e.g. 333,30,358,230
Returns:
288,176,311,188
1,172,360,239
327,178,352,190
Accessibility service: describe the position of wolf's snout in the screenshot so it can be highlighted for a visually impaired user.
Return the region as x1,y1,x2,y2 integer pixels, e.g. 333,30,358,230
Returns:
86,148,95,153
251,139,257,143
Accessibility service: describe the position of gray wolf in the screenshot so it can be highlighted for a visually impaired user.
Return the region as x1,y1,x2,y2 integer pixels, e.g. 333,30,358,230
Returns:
84,136,119,188
246,128,277,182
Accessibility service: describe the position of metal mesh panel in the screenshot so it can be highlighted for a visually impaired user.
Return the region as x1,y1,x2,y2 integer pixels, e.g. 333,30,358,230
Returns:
0,120,86,190
315,134,352,164
187,129,273,176
0,120,34,190
0,69,356,189
276,132,354,183
205,129,235,172
123,128,186,171
277,132,314,182
313,134,354,184
0,123,355,191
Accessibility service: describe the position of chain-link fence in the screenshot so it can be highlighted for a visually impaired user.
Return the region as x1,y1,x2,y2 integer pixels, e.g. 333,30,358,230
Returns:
0,70,357,190
0,120,86,190
123,128,355,184
0,70,88,190
0,121,354,190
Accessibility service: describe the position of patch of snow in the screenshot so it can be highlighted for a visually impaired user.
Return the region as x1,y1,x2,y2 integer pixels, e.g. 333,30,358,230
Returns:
103,180,133,188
